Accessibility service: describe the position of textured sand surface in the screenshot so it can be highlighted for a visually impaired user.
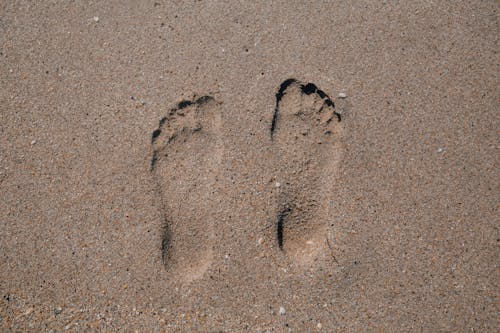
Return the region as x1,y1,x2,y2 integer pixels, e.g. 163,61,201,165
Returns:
1,1,498,332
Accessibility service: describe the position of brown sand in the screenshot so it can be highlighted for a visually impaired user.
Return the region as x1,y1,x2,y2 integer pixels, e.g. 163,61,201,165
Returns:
0,1,498,332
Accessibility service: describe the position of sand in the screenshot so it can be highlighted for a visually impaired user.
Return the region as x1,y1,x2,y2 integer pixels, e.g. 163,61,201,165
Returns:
0,1,498,332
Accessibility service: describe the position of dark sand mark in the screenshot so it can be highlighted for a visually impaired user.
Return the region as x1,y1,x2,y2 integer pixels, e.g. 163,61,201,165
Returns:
271,79,343,266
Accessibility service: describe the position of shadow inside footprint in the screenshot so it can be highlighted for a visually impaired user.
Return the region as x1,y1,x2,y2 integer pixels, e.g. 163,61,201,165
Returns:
271,78,343,266
150,95,222,282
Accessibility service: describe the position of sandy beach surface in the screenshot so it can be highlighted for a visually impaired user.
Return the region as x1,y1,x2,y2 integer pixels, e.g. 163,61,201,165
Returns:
1,1,498,332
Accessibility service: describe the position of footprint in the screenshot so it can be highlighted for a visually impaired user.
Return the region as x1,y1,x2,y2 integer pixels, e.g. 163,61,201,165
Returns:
150,94,222,282
271,79,342,266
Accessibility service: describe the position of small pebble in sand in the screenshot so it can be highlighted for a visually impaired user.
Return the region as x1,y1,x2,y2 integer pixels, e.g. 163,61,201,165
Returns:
317,322,322,329
54,307,62,315
30,140,36,145
275,182,281,188
338,92,347,98
279,307,286,315
93,16,99,22
257,238,264,245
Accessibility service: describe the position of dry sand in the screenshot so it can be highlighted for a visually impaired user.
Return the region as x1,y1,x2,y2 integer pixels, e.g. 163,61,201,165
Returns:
0,1,498,332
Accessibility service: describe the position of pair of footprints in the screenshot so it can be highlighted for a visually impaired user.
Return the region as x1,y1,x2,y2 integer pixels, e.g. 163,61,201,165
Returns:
151,79,342,282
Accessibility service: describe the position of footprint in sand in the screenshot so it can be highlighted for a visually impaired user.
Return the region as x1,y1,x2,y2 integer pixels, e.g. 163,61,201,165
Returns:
271,79,343,266
150,95,222,282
